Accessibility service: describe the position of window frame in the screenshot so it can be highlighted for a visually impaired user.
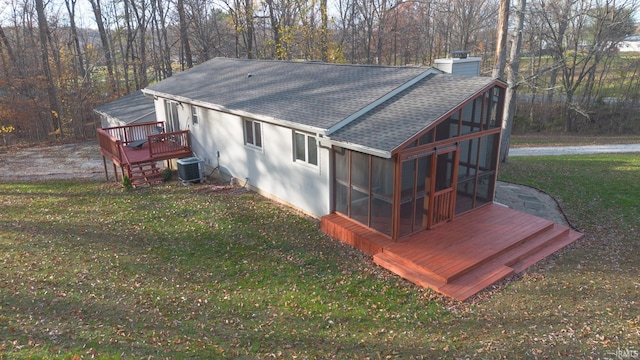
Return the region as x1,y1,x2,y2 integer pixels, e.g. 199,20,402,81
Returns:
244,118,263,149
293,130,318,167
191,105,199,125
165,100,180,132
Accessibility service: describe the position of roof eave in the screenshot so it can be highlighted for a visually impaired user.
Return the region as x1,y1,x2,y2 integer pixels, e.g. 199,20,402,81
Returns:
326,138,392,159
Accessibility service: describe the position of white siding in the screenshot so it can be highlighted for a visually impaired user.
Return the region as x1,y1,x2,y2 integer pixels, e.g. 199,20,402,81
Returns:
619,40,640,52
163,99,331,218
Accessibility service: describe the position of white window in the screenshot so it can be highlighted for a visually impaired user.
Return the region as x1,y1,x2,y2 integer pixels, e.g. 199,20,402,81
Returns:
293,131,318,166
244,119,262,149
191,105,199,125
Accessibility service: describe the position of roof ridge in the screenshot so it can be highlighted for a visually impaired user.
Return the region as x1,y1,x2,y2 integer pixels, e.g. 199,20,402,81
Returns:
213,56,428,70
325,68,441,135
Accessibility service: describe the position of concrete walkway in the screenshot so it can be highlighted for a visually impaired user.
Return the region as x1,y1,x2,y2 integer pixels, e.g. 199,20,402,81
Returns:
494,181,569,227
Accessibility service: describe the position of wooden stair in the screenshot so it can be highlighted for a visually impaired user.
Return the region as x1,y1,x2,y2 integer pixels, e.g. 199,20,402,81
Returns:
127,161,164,187
374,223,582,301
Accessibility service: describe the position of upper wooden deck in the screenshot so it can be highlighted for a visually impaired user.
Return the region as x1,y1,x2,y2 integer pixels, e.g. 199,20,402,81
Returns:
97,122,193,186
98,122,192,167
321,203,583,301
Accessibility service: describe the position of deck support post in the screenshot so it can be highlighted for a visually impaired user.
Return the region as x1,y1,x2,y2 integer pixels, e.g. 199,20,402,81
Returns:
102,156,109,181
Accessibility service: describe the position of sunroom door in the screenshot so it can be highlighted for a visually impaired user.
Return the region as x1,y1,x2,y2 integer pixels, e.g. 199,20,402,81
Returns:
428,148,459,228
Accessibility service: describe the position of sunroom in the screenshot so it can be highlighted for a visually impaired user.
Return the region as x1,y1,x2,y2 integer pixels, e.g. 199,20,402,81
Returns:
328,82,504,242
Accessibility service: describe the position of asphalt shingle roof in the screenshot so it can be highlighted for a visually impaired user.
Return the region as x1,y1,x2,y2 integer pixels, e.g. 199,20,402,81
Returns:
145,58,428,130
330,74,495,154
94,90,155,124
143,58,499,156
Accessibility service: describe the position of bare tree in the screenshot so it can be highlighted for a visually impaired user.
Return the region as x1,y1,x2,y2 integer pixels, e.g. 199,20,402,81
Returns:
35,0,63,136
499,0,526,162
88,0,116,94
492,0,510,79
178,0,194,68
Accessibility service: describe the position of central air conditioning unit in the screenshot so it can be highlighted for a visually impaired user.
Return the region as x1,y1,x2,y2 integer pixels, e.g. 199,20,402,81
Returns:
177,157,204,183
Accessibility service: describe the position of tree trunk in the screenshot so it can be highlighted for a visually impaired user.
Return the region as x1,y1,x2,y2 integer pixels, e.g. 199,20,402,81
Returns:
492,0,510,80
88,0,116,94
245,0,255,59
123,0,136,91
499,0,526,163
320,0,328,61
158,1,172,77
0,25,19,76
65,0,86,79
130,0,149,87
266,0,284,59
35,0,63,137
178,0,193,68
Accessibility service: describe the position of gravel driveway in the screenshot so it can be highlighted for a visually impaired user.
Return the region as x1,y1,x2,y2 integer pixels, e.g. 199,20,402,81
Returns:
0,142,113,181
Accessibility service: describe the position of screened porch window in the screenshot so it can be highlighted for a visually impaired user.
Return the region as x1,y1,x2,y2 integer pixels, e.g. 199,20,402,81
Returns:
333,147,394,236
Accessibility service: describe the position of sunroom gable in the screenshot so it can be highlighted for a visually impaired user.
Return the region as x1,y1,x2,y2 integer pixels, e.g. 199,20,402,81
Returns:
328,74,502,158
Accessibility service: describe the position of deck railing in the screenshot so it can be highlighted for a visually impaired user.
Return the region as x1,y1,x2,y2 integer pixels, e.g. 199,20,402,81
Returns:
101,122,165,146
147,131,191,159
97,127,124,164
98,122,191,166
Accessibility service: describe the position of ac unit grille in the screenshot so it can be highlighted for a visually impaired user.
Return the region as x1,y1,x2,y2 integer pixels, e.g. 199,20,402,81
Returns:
177,157,204,182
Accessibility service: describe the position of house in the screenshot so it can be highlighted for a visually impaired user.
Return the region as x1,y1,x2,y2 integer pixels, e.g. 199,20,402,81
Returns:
101,57,582,300
142,58,503,222
618,35,640,52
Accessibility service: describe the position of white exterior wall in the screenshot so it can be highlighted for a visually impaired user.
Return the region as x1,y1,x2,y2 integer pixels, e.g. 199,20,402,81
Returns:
156,98,331,218
618,40,640,52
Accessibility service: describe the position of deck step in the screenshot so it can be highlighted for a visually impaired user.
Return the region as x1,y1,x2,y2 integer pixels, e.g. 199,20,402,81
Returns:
438,261,515,301
374,252,446,290
509,228,582,273
440,221,555,284
128,162,164,187
375,249,448,284
500,225,570,268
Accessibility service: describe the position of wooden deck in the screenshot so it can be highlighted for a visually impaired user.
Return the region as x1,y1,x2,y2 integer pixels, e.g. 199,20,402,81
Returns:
321,203,583,301
98,122,193,187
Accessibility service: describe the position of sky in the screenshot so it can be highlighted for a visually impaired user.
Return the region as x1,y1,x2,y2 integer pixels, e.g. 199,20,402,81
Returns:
0,0,96,28
1,0,638,32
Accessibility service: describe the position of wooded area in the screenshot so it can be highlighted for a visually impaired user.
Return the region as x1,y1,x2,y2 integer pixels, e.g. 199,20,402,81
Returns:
0,0,639,145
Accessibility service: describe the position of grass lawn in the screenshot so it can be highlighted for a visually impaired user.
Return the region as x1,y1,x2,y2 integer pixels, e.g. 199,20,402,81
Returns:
1,153,639,358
